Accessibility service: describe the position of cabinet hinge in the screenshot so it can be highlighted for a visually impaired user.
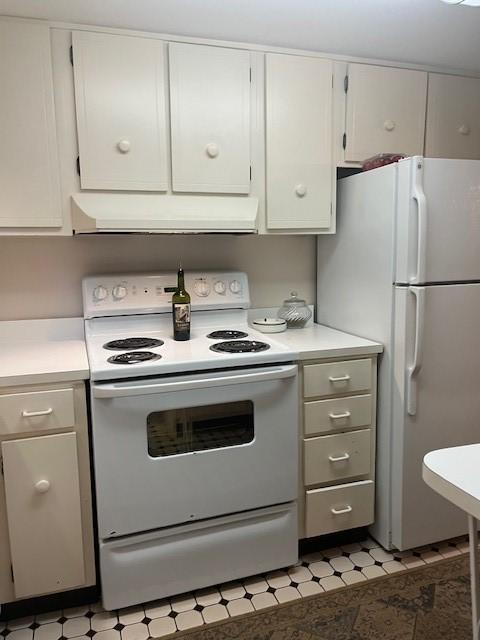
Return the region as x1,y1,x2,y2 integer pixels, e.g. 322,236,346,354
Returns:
249,67,252,83
0,455,3,476
342,133,347,150
10,564,14,583
76,156,81,177
344,75,349,93
249,165,252,181
69,45,74,66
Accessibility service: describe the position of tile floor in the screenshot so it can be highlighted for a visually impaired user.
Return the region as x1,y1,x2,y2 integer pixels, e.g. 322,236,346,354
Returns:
0,535,469,640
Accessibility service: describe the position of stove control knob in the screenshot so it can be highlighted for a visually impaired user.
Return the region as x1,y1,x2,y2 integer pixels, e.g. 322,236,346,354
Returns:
112,285,128,300
194,279,211,297
229,279,242,295
93,285,108,302
214,280,226,295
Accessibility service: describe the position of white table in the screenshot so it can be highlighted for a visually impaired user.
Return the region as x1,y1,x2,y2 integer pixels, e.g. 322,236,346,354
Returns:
423,444,480,640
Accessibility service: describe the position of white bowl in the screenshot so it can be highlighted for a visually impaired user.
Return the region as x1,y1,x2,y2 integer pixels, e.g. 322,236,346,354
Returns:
252,317,287,333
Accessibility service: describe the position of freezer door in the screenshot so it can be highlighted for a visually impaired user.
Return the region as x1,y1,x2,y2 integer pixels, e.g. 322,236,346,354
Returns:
395,157,480,285
391,284,480,550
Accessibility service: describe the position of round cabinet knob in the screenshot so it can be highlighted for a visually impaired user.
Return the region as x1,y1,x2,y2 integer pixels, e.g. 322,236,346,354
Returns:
117,139,131,153
112,285,128,300
93,285,108,302
205,143,219,158
214,280,226,295
383,120,396,132
458,124,471,136
295,184,307,198
194,279,211,297
229,279,242,294
35,479,50,494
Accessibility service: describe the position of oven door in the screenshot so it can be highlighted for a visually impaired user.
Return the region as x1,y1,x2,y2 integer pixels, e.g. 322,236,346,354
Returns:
91,364,298,539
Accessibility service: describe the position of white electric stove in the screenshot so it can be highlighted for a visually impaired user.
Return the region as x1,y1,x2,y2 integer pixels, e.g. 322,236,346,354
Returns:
83,272,299,611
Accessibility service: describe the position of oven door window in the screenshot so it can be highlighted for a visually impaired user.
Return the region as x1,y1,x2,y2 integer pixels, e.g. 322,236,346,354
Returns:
147,401,254,457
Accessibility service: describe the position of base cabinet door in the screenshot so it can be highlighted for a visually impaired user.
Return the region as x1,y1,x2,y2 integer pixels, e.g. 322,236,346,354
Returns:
0,19,62,228
72,31,169,191
2,432,85,598
344,63,427,162
169,42,251,194
425,74,480,160
266,54,333,231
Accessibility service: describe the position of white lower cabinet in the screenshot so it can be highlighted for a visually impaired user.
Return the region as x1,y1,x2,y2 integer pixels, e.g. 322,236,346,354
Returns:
300,356,377,539
2,433,85,598
0,382,95,604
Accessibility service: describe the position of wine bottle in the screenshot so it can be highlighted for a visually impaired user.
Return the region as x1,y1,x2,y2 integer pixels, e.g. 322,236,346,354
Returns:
172,266,191,341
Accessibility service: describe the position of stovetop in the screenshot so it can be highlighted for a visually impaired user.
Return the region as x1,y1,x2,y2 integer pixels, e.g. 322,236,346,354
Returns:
85,310,295,381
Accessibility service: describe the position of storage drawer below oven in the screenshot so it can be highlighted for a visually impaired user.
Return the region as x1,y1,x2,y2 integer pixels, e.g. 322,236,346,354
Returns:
305,480,374,537
99,502,298,610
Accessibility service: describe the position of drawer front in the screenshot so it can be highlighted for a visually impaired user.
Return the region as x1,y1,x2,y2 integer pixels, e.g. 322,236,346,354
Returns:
304,394,372,436
0,388,75,435
304,359,371,399
305,480,374,537
304,429,371,486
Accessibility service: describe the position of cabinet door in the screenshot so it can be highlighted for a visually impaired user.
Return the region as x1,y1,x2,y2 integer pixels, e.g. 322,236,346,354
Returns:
425,74,480,160
169,42,251,193
345,64,427,162
266,54,333,230
73,31,168,191
2,433,85,598
0,20,62,228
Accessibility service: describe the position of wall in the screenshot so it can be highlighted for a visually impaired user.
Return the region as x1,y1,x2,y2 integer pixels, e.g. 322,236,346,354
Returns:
0,235,316,321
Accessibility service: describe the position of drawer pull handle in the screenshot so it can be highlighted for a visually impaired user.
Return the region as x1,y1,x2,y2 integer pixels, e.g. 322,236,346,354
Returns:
35,479,50,494
22,408,53,418
328,374,351,383
331,505,352,516
329,411,351,420
328,453,350,463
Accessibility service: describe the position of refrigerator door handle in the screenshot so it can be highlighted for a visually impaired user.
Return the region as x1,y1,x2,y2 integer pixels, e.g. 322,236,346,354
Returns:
407,286,425,416
410,160,427,285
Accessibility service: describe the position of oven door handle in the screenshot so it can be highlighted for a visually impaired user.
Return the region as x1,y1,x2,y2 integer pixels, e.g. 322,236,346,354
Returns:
93,364,298,398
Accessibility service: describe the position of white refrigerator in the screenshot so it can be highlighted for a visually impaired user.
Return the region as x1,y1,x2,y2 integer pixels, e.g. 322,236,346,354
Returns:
317,156,480,551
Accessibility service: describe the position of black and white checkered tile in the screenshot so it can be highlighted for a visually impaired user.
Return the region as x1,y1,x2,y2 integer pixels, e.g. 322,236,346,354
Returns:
0,535,469,639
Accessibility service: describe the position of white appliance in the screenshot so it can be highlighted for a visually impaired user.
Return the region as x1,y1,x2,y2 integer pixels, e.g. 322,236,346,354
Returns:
317,156,480,551
83,272,299,610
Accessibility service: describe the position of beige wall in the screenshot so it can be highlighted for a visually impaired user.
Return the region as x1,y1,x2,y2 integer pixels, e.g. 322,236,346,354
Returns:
0,235,316,321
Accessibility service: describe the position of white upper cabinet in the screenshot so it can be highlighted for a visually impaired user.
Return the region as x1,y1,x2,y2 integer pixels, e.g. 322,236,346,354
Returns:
169,42,251,194
266,54,334,230
0,20,62,228
425,74,480,160
344,64,427,163
72,31,168,191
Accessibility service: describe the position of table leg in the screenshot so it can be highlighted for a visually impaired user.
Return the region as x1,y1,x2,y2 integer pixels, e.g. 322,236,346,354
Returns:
469,515,480,640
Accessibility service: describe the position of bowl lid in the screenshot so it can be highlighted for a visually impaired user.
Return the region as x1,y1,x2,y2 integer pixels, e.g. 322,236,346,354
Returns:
252,317,286,326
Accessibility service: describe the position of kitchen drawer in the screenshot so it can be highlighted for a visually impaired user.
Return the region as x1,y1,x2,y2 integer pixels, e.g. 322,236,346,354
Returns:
305,480,374,537
303,359,371,399
0,388,75,435
304,394,372,436
304,429,371,486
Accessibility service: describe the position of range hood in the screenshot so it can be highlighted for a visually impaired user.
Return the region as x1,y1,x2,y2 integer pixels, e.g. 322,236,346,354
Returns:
71,193,258,234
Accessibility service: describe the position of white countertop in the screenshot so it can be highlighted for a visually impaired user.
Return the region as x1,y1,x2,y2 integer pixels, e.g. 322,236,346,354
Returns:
0,315,382,388
249,321,383,360
423,445,480,521
0,318,89,387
